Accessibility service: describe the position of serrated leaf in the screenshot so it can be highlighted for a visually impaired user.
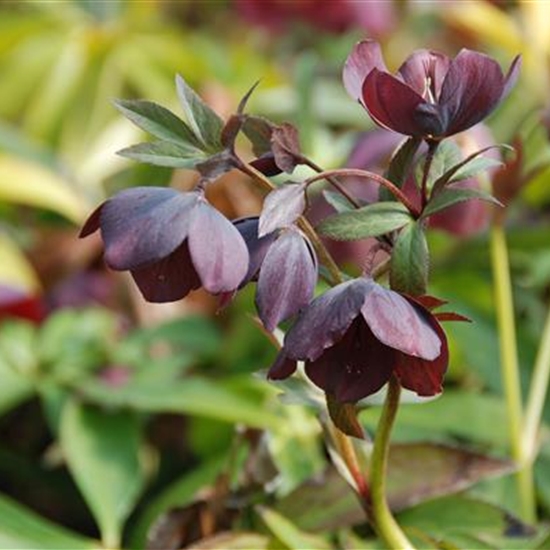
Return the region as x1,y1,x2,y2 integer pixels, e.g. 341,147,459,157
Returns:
322,190,355,213
390,221,429,295
450,156,503,182
117,140,208,168
326,394,364,439
422,187,502,218
318,202,412,241
60,399,146,548
0,492,98,550
114,99,201,147
175,75,224,150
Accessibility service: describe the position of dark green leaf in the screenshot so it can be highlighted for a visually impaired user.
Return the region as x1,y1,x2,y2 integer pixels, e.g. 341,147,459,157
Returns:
415,141,462,193
382,136,421,199
450,156,503,182
114,99,201,146
422,187,502,218
390,221,429,295
60,400,146,548
322,190,355,213
326,394,364,439
0,492,97,549
118,140,208,168
318,202,412,241
175,75,224,150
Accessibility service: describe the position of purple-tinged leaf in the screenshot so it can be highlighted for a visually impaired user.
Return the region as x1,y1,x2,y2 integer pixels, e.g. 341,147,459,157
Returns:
361,283,441,360
188,201,249,293
131,242,201,303
326,394,364,439
271,123,302,173
343,40,386,103
242,116,274,156
256,229,317,331
221,114,242,148
435,311,471,323
195,150,237,181
175,75,224,150
114,99,201,147
422,186,502,219
117,141,208,168
268,351,297,380
99,187,199,270
390,221,429,296
249,154,282,177
259,183,307,237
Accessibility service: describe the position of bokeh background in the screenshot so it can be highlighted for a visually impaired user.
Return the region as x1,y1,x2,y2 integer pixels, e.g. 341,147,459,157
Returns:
1,1,550,549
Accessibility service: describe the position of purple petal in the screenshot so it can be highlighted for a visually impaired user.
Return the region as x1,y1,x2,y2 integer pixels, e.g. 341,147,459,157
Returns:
256,229,317,331
502,55,521,100
188,200,249,293
79,203,102,237
130,241,201,303
98,187,199,270
258,183,307,237
284,278,370,361
233,217,277,284
305,319,395,402
438,49,506,136
343,40,387,103
362,69,428,136
397,49,450,99
394,314,449,396
361,282,441,360
267,350,298,380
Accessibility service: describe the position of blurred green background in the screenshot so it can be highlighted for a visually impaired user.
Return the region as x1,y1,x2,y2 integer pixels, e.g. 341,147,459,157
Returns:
1,1,550,549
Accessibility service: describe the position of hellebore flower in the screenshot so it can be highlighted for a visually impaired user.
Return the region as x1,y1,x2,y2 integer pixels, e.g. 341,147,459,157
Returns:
269,277,448,403
234,217,317,332
80,187,249,302
343,40,520,139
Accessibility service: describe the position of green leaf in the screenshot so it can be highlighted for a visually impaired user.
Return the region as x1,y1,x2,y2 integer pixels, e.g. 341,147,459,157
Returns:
0,492,98,549
114,99,201,147
450,156,503,182
386,136,422,189
175,75,224,150
118,140,208,168
390,221,429,295
322,190,355,213
60,399,146,548
318,202,412,241
422,186,502,218
242,115,273,156
186,532,270,549
415,141,462,192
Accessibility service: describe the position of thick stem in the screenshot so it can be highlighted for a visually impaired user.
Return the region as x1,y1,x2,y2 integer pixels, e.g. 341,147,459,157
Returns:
490,223,536,523
304,169,420,218
370,376,415,549
523,303,550,462
420,140,438,209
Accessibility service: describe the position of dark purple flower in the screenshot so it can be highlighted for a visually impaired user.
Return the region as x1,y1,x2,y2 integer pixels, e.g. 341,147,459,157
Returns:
343,40,520,139
80,187,249,303
268,278,448,403
235,217,317,331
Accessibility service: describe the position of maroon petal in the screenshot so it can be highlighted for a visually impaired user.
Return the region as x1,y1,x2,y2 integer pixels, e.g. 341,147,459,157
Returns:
79,204,102,237
267,350,298,380
305,319,395,402
394,315,449,396
361,282,441,360
343,40,387,103
438,50,506,136
362,69,428,136
233,217,277,284
99,187,199,270
259,183,307,237
397,49,450,98
284,278,370,361
188,200,249,293
256,229,317,331
130,241,201,302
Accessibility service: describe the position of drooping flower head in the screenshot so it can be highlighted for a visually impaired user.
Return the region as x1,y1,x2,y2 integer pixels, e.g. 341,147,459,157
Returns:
343,40,521,139
80,187,249,302
269,278,448,403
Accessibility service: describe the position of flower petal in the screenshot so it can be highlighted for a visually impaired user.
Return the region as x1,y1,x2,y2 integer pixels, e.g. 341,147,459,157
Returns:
284,278,370,361
362,69,429,136
361,282,441,360
259,183,307,237
130,241,201,302
397,49,450,98
267,350,298,380
394,315,449,396
343,40,387,103
305,319,395,402
438,49,506,136
188,200,249,293
256,229,317,331
99,187,199,270
502,55,521,100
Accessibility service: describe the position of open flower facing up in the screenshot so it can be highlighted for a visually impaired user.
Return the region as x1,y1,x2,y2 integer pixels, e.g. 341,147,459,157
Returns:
235,217,317,332
268,277,448,403
80,187,249,303
343,40,520,139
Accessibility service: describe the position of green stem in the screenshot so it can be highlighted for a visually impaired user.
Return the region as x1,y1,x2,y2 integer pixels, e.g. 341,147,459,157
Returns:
490,223,536,523
370,376,415,549
523,302,550,462
420,140,438,209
